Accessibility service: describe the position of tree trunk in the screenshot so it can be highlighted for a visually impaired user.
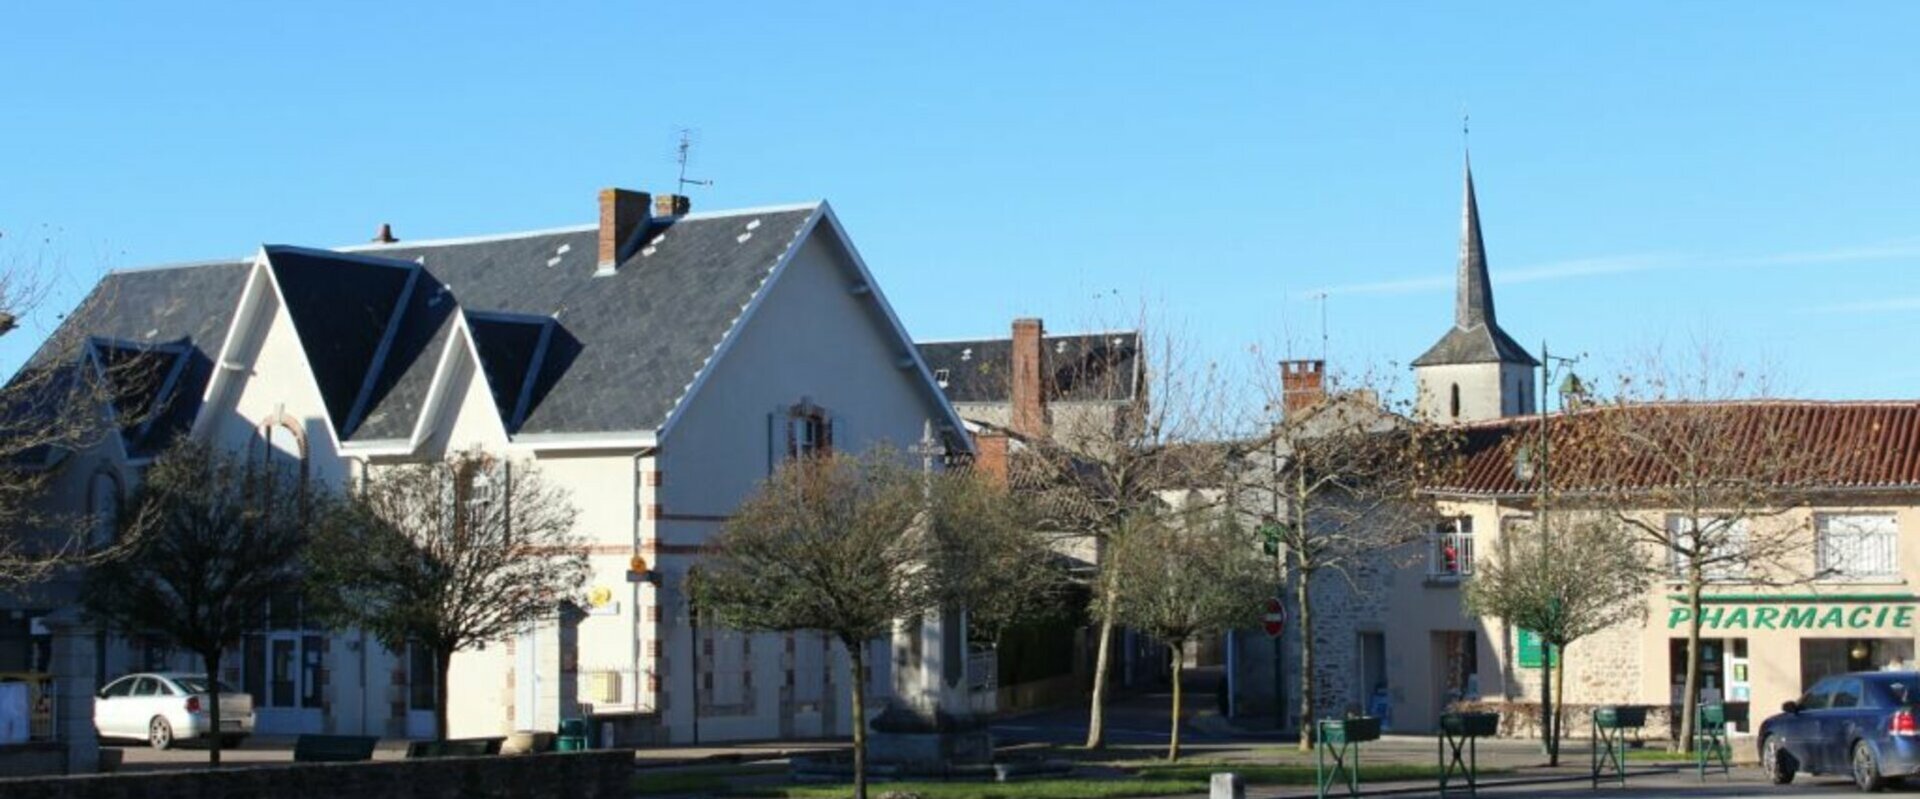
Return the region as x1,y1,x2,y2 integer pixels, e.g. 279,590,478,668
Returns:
1085,578,1120,749
1540,638,1553,765
1295,568,1315,752
435,647,454,742
203,649,224,765
847,642,869,799
1680,575,1704,753
1167,642,1184,762
1553,646,1568,765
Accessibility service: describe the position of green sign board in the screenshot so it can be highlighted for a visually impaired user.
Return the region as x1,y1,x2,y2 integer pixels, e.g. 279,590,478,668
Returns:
1667,604,1915,631
1516,628,1558,669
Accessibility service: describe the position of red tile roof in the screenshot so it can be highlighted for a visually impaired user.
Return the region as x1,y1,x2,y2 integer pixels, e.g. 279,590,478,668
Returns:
1427,400,1920,497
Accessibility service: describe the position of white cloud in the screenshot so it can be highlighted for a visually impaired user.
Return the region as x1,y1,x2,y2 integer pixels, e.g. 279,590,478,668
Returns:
1308,239,1920,299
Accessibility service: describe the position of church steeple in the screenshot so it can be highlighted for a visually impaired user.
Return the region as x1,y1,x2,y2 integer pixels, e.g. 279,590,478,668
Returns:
1411,158,1538,369
1456,157,1497,330
1412,151,1539,423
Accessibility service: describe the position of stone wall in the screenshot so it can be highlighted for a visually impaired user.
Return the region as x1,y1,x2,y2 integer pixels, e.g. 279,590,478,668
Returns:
0,750,631,799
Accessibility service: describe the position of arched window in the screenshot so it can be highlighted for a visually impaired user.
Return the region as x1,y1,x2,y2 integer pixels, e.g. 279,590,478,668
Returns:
1449,384,1461,419
87,470,122,548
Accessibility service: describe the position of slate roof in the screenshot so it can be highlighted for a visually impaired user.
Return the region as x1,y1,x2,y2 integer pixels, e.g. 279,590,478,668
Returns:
29,202,826,445
1412,161,1539,368
1427,401,1920,497
17,261,250,457
918,331,1141,404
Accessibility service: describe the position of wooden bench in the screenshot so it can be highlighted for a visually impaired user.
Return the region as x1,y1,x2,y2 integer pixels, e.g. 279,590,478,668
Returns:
405,737,505,758
292,734,380,763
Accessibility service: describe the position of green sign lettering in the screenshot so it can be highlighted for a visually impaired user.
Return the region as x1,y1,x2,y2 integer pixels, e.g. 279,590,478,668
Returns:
1664,603,1917,630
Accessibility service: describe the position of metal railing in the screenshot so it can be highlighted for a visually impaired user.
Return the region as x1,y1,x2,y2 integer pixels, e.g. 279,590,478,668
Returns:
1819,529,1899,580
1428,532,1474,579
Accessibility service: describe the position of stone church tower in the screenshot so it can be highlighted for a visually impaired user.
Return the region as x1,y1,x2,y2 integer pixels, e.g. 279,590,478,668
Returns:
1413,159,1538,422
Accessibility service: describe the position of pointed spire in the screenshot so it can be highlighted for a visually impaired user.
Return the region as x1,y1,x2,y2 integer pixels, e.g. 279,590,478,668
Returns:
1455,156,1497,329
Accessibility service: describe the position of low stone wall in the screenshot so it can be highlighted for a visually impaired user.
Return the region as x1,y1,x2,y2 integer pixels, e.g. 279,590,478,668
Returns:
0,742,67,777
0,749,631,799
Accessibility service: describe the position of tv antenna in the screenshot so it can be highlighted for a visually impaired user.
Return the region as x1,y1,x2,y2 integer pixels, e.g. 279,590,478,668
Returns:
675,129,713,193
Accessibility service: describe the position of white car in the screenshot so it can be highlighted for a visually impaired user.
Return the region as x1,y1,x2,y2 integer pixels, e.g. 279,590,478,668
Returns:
94,673,254,749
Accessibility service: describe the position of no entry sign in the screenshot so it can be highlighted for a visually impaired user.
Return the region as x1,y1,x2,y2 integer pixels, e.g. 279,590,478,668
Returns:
1263,597,1288,638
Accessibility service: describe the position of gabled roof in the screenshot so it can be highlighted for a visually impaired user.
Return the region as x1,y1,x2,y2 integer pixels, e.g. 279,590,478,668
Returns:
11,261,250,459
1428,400,1920,497
918,331,1141,404
30,200,965,452
1412,160,1539,368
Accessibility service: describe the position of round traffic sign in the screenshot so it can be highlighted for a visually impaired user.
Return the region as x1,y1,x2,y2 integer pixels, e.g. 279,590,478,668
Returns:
1262,597,1287,638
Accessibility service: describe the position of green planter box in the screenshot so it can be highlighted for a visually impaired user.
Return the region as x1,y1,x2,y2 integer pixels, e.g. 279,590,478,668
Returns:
1592,706,1647,729
1439,712,1500,737
1318,717,1382,745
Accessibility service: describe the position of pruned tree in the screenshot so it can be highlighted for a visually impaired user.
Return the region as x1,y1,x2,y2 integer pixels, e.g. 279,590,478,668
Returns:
1230,362,1452,749
84,439,314,763
0,254,169,589
1463,511,1650,764
1012,317,1233,749
692,450,1049,799
1563,358,1838,751
1105,500,1268,761
306,448,589,741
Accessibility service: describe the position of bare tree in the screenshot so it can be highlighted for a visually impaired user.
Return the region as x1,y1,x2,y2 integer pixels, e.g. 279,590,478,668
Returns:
83,439,314,763
1464,511,1651,764
692,450,1048,799
1563,359,1837,751
307,448,590,741
1105,501,1268,761
1012,320,1233,750
1230,362,1450,750
0,256,168,588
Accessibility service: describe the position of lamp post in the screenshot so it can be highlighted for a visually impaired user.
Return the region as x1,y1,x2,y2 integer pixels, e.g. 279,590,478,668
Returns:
1521,341,1580,762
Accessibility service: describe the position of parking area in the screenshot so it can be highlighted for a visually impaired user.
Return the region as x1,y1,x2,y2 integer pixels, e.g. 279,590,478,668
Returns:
103,736,411,772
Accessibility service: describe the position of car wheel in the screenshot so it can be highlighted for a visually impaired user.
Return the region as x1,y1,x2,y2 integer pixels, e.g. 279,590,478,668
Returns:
1763,735,1796,785
148,716,174,750
222,734,248,748
1853,740,1886,792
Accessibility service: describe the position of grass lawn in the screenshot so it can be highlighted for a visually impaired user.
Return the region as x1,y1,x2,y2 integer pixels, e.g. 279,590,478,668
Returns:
734,779,1205,799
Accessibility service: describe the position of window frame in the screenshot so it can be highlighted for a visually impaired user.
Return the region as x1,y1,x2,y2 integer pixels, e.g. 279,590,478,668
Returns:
1665,514,1751,582
1816,512,1899,582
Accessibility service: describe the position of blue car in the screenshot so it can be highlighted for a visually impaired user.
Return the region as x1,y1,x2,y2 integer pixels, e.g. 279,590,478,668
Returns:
1760,671,1920,791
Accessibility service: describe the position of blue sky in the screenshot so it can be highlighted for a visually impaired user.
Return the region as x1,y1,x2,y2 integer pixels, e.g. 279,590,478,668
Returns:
3,2,1917,400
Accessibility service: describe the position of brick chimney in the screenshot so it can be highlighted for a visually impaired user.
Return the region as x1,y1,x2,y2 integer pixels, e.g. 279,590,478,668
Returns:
1010,318,1048,438
654,194,691,219
597,188,651,275
971,431,1010,486
371,223,398,244
1281,360,1326,417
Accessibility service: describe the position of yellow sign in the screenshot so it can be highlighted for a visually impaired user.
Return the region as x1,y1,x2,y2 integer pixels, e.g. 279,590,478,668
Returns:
587,586,613,608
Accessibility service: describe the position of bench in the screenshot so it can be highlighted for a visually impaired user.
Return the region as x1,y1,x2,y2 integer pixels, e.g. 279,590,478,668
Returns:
292,734,380,763
405,737,506,758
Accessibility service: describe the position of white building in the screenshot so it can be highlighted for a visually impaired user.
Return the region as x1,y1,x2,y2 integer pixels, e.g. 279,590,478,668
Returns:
5,188,973,749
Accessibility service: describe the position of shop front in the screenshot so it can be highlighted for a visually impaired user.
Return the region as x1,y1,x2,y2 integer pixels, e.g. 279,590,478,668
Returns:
1657,594,1918,737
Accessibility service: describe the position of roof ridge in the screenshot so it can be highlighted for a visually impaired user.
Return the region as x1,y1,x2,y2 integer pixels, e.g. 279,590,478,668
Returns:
333,201,823,254
917,328,1143,345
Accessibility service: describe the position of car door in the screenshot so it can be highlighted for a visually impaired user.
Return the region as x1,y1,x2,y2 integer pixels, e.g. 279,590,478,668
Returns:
1786,677,1836,771
126,677,162,735
94,677,136,738
1820,678,1867,770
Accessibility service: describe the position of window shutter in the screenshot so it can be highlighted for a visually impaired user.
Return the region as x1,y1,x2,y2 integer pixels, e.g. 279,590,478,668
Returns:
823,413,837,455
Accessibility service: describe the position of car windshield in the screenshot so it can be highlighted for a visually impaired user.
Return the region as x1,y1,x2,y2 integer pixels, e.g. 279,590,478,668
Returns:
171,677,238,694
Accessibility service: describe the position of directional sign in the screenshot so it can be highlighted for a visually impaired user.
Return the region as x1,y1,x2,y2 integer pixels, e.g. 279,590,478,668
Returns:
1263,597,1288,638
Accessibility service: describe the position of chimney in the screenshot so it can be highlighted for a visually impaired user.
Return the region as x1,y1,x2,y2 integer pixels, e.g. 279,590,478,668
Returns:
1010,318,1048,438
371,223,398,244
1281,360,1326,417
598,188,651,275
654,193,691,219
972,431,1010,486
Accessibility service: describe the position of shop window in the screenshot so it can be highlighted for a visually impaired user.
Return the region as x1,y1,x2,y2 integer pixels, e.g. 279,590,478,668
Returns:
1817,513,1898,580
1666,515,1749,581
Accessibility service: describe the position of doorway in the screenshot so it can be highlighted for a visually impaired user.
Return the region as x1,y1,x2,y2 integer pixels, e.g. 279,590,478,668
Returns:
1358,632,1388,726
